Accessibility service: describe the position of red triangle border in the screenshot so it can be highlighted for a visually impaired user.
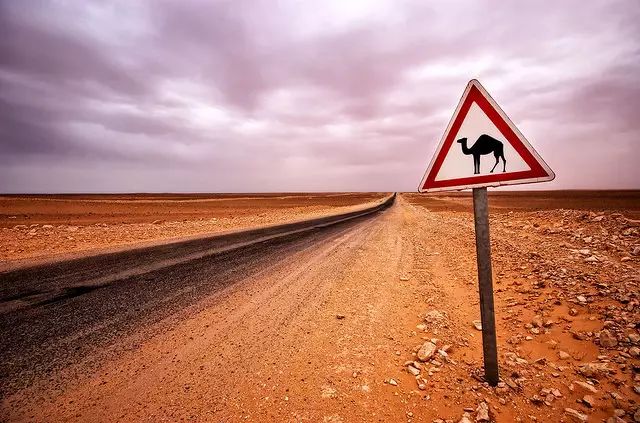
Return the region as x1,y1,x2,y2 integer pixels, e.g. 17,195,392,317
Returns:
420,81,554,192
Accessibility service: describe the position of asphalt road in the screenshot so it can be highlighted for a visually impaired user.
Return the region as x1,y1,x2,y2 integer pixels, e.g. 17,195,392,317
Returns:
0,196,394,397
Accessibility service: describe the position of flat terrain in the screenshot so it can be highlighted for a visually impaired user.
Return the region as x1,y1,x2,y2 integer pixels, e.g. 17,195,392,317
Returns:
404,190,640,216
1,191,639,422
0,193,386,267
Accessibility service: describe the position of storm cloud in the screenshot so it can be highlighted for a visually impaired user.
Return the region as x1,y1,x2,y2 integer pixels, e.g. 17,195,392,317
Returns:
1,0,639,192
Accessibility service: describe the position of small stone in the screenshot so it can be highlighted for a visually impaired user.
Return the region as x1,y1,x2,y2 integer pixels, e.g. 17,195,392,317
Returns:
388,378,398,386
629,346,640,357
472,320,482,331
634,385,640,395
569,308,579,316
564,408,588,422
459,412,473,423
584,255,599,263
558,351,571,360
577,295,587,303
577,362,610,378
424,310,446,323
599,330,618,348
406,365,420,376
582,395,595,408
417,341,437,362
399,276,410,281
530,395,544,405
475,401,490,422
573,381,598,393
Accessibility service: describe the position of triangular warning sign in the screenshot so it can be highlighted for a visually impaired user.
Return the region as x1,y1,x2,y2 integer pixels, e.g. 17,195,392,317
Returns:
419,79,554,192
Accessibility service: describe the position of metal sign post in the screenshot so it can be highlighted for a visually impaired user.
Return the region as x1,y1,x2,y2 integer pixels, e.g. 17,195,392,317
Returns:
472,187,499,385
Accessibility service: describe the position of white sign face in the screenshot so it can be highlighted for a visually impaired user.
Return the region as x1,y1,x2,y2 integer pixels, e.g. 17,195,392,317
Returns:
419,80,554,192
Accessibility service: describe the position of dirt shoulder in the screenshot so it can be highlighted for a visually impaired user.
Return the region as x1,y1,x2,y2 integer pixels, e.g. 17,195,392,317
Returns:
0,193,387,268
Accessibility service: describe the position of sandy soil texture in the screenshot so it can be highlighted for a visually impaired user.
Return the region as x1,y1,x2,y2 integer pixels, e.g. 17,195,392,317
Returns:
3,191,639,422
0,193,386,267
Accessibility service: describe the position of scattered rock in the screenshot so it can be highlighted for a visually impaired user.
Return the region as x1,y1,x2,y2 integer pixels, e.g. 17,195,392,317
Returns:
573,381,598,393
406,364,420,376
472,320,482,331
564,408,588,422
530,395,544,405
458,412,473,423
387,379,398,386
558,351,571,360
417,341,437,362
582,395,595,408
599,330,618,348
424,310,446,324
577,362,610,378
475,401,490,422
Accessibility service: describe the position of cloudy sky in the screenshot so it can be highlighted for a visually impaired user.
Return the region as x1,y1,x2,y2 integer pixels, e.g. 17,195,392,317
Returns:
1,0,639,193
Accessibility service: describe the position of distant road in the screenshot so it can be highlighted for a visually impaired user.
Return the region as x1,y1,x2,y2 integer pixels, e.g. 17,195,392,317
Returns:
0,195,394,396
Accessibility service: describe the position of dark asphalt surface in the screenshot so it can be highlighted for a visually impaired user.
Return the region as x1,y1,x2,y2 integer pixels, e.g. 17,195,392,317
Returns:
0,196,394,397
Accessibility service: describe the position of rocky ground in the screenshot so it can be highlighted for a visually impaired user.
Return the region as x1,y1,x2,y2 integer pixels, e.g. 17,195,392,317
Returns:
2,191,639,422
403,193,640,422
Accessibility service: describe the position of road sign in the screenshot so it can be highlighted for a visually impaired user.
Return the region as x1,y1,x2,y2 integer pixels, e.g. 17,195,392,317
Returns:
419,79,554,193
416,79,556,386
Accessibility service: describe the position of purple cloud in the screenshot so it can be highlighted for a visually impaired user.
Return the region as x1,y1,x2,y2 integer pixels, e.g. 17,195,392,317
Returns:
1,0,639,192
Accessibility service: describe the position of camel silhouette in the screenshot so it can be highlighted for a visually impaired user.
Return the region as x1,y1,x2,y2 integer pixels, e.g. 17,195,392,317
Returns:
457,134,506,174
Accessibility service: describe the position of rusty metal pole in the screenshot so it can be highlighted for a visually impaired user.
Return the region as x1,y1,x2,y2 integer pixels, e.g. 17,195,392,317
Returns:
472,187,499,386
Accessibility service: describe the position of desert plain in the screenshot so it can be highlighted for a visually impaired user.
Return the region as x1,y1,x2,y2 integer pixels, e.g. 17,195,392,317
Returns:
1,191,639,422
